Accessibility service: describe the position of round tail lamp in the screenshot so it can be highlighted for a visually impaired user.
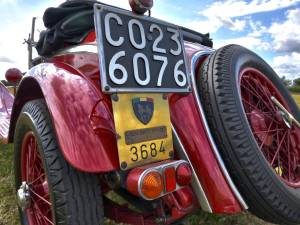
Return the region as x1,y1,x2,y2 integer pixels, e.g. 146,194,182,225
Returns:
176,163,192,186
140,171,163,199
5,68,22,84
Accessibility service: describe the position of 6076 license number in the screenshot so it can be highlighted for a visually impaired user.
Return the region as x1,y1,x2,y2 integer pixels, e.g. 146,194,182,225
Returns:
129,141,166,162
103,12,187,88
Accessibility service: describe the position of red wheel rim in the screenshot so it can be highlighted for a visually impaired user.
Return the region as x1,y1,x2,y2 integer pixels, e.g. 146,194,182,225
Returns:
240,68,300,188
21,132,54,225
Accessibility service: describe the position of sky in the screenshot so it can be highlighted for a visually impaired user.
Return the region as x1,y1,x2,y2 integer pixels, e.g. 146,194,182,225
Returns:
0,0,299,81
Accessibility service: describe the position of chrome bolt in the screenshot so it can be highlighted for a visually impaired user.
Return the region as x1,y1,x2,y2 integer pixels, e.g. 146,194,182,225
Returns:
17,182,31,210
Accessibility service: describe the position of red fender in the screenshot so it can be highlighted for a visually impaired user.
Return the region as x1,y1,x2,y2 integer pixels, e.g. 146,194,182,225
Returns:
0,82,14,143
9,62,119,172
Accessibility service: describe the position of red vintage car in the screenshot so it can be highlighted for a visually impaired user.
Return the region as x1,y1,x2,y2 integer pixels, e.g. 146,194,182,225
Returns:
1,1,300,225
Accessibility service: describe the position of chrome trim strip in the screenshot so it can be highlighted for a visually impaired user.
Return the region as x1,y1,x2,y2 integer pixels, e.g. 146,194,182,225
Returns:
190,49,248,210
55,44,98,56
172,125,212,213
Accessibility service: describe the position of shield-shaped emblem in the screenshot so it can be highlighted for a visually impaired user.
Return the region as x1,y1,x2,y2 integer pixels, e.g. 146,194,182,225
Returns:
132,97,154,125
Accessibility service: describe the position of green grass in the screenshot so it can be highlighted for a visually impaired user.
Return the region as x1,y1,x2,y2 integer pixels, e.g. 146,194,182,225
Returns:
292,94,300,106
8,95,300,225
0,145,273,225
0,144,19,225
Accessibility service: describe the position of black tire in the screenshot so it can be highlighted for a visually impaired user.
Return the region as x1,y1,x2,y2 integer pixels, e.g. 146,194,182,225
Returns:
198,44,300,225
14,99,104,225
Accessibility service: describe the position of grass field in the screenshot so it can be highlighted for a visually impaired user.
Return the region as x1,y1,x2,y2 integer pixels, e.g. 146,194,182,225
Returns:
2,94,300,225
292,94,300,106
0,143,272,225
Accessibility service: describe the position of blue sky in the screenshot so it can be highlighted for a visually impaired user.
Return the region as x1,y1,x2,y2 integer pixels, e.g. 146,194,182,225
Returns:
0,0,299,80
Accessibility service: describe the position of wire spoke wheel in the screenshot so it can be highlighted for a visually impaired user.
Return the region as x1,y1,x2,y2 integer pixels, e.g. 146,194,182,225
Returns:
21,132,54,225
15,99,104,225
240,68,300,188
198,44,300,224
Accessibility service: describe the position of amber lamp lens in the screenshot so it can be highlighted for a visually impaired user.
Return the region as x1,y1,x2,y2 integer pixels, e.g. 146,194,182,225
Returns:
176,163,192,186
141,171,163,199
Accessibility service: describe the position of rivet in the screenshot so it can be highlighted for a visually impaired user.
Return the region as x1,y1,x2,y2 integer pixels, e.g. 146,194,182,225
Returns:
162,94,168,100
121,162,127,169
112,94,119,102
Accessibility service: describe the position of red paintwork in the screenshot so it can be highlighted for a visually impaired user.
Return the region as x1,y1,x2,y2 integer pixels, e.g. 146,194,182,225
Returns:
45,43,241,212
0,82,13,143
5,68,23,83
21,131,53,225
5,29,243,213
82,31,96,44
126,166,144,197
105,186,197,225
169,43,242,213
240,67,300,188
11,62,119,172
169,93,242,213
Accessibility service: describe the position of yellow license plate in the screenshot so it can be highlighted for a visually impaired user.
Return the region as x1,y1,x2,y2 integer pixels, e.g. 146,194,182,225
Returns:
112,93,173,170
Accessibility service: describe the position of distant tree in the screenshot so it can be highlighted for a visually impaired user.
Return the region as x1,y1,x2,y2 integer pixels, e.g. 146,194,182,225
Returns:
288,77,300,93
294,78,300,86
1,80,8,86
280,76,292,87
0,79,17,86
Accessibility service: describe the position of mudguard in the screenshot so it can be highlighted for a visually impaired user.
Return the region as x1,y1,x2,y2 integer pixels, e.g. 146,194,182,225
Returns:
9,62,119,172
0,82,14,144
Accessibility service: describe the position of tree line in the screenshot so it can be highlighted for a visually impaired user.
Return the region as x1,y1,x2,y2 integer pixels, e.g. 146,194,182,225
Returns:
281,77,300,93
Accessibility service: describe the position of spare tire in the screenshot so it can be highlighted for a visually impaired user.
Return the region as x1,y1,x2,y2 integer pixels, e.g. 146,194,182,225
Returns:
198,44,300,225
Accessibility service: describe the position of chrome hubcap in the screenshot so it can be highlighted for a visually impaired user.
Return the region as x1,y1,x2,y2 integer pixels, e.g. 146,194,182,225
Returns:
17,181,31,210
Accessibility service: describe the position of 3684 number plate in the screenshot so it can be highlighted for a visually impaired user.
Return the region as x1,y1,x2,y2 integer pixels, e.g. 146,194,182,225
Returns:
94,4,190,93
112,94,173,170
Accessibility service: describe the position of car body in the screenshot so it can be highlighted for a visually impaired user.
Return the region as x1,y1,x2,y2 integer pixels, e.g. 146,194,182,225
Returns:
1,1,300,225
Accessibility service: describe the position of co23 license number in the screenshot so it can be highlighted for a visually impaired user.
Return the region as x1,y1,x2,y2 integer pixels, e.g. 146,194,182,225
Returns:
103,12,188,88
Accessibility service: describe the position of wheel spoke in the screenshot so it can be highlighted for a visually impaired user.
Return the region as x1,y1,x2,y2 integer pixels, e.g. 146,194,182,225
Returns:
270,130,288,166
242,99,280,125
21,131,54,224
33,201,54,225
259,120,274,149
253,128,285,135
30,188,51,206
242,78,275,113
29,173,46,185
240,68,300,187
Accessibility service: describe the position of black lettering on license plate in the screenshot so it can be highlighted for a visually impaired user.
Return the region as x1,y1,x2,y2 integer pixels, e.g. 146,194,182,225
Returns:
125,126,167,145
130,141,166,162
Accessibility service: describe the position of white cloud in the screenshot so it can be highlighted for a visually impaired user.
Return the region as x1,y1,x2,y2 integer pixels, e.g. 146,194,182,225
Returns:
186,0,300,34
272,53,300,79
0,0,131,80
269,8,300,53
0,0,66,80
248,20,268,37
214,35,271,52
201,0,300,19
0,0,17,5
